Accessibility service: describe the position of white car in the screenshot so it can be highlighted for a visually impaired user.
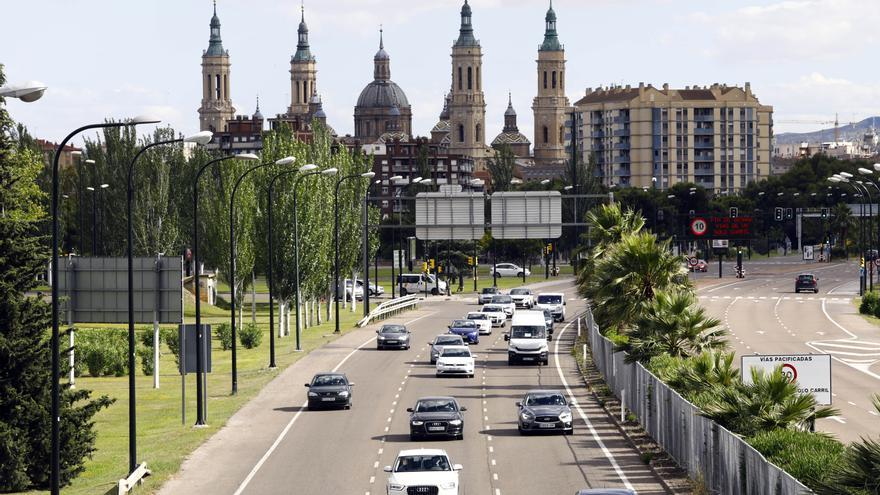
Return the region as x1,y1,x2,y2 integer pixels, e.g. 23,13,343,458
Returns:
490,294,516,318
385,448,462,495
435,345,475,378
492,263,530,278
465,312,492,335
509,287,535,309
536,292,566,322
480,305,506,327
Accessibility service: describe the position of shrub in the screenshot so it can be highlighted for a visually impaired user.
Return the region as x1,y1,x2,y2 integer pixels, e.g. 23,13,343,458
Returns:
859,291,879,316
139,327,161,376
215,323,233,351
76,328,127,377
162,327,180,368
239,323,262,349
749,429,845,491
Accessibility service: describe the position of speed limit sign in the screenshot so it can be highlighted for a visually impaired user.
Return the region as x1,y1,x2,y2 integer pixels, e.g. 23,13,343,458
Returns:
688,257,699,267
690,217,708,236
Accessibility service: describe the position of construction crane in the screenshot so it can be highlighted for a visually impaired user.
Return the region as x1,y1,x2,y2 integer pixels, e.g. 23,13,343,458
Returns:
775,114,842,142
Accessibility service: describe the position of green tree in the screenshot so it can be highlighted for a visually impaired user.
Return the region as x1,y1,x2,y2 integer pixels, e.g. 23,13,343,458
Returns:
487,144,515,192
812,394,880,495
0,64,113,490
830,202,854,258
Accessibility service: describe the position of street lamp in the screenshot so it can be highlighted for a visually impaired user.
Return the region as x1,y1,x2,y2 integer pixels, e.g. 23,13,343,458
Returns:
293,167,338,348
48,115,160,494
228,154,288,394
362,178,382,316
335,171,375,334
393,176,422,297
265,161,311,367
0,81,47,102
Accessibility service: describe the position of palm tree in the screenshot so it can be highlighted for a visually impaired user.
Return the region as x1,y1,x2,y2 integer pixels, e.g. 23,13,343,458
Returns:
830,202,854,259
586,232,690,333
813,394,880,494
701,366,838,437
576,203,644,300
619,290,726,363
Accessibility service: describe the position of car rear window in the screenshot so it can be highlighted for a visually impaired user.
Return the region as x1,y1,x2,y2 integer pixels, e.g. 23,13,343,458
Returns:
537,295,562,304
798,275,815,281
435,336,463,345
492,295,513,303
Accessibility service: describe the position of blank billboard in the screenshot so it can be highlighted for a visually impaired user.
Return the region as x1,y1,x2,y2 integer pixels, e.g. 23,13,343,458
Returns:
490,191,562,239
415,191,485,240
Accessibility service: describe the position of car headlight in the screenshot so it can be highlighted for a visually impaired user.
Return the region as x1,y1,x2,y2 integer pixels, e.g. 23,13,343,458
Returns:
389,483,405,491
411,420,424,426
440,481,457,489
558,411,572,422
448,419,462,426
339,391,349,397
308,392,318,397
377,335,385,340
521,410,534,421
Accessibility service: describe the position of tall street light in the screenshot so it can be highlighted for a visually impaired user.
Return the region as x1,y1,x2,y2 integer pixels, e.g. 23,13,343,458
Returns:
335,171,376,334
294,167,338,348
49,115,160,495
363,177,392,317
0,81,47,102
267,161,312,367
228,154,289,394
394,176,423,296
124,130,212,474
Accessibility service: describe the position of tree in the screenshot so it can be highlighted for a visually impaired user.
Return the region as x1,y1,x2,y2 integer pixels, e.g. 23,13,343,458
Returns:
812,394,880,495
830,202,854,258
0,64,113,490
487,144,515,192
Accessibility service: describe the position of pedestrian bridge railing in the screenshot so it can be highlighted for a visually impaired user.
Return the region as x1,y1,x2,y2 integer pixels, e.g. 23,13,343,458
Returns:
357,294,420,327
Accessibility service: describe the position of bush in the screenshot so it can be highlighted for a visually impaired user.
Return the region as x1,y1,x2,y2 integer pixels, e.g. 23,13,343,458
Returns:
749,429,846,491
76,328,128,377
215,323,233,351
859,291,879,316
139,327,161,376
239,323,262,349
162,327,180,368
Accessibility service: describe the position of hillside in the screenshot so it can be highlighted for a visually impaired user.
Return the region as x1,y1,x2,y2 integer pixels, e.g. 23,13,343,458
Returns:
775,116,879,144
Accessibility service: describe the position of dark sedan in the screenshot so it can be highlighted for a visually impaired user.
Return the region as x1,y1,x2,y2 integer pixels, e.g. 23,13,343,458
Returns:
376,324,411,350
795,273,818,293
305,373,354,410
408,396,467,441
447,319,479,344
517,390,573,435
575,490,636,495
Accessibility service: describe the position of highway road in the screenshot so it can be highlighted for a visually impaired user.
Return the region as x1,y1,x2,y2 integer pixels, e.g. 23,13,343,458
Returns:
159,278,666,495
695,259,880,443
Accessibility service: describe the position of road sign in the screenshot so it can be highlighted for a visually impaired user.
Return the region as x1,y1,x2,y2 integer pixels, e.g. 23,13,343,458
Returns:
803,245,814,261
710,216,753,238
690,217,708,236
688,257,699,267
741,354,832,405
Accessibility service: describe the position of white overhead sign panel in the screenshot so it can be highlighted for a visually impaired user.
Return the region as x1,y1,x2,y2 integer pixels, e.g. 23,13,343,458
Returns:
741,354,832,405
415,191,485,240
490,191,562,240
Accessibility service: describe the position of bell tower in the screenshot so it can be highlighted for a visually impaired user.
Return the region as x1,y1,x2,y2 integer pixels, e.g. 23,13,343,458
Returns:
532,1,569,164
289,4,317,116
198,1,235,132
448,0,488,163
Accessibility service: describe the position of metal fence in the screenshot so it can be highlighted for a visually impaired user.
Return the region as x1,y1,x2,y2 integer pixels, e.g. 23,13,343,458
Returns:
357,294,420,327
583,307,812,495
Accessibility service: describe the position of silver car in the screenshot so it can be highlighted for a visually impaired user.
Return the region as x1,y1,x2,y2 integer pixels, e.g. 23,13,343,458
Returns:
428,334,466,364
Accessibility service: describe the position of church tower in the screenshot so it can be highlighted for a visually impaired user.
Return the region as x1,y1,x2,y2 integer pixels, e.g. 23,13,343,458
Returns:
288,5,317,116
448,0,488,162
532,1,570,164
198,1,235,132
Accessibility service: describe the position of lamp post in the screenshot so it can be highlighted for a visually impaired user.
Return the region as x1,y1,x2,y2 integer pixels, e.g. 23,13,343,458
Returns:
267,162,313,367
293,167,338,348
86,186,98,254
0,81,47,102
124,130,212,473
363,177,392,317
831,175,865,294
393,176,422,298
49,115,160,494
335,171,376,334
98,183,109,254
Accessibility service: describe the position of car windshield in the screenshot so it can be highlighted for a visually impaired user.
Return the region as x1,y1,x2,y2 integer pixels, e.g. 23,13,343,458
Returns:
492,295,513,303
798,275,815,281
415,399,457,412
381,325,407,334
312,375,346,386
482,306,502,313
482,288,498,294
395,455,451,472
441,348,471,358
510,326,546,339
537,295,562,304
510,289,529,295
467,313,488,320
435,336,463,345
525,393,566,406
451,320,475,328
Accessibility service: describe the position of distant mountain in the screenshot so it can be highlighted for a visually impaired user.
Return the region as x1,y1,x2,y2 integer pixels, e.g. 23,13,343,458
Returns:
775,116,879,145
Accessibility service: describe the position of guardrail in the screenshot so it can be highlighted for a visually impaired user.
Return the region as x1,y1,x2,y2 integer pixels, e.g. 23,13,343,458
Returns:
357,294,420,327
582,306,811,495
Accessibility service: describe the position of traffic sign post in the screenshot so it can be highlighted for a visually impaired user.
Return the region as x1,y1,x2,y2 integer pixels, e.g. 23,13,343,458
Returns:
690,217,708,237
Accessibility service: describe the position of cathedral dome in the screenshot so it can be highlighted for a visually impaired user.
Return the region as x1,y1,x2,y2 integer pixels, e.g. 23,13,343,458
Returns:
356,80,410,109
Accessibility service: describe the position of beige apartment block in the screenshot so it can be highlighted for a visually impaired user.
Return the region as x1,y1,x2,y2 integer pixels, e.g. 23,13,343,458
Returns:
573,82,773,192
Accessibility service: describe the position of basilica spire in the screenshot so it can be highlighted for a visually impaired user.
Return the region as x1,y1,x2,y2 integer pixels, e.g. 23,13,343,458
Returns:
293,3,313,62
206,0,225,56
374,26,391,81
540,0,562,51
455,0,478,47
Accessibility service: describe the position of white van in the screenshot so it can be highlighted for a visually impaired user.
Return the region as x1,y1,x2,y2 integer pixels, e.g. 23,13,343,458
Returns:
503,310,551,365
396,273,448,296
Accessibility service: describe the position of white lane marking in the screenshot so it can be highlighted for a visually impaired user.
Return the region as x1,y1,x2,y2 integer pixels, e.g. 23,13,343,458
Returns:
491,459,496,466
830,416,847,424
233,313,433,495
706,280,750,293
806,300,880,381
373,461,379,468
554,317,635,491
493,473,499,480
369,476,375,484
848,401,857,406
495,489,501,495
378,448,383,454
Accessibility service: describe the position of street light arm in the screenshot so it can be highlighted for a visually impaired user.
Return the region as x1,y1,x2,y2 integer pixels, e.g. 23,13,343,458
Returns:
128,138,183,194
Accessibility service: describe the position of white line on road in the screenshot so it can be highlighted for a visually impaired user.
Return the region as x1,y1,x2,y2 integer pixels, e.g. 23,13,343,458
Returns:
554,316,635,491
830,416,847,424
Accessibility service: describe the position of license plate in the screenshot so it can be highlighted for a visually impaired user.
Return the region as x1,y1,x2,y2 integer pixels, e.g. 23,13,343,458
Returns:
539,422,556,428
386,341,398,344
522,357,535,361
321,397,336,402
428,426,445,431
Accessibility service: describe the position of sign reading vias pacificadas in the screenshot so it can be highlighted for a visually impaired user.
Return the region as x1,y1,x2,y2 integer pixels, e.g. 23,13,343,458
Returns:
741,354,832,405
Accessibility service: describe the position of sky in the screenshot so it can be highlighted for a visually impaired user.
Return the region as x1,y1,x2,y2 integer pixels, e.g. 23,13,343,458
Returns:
3,0,880,147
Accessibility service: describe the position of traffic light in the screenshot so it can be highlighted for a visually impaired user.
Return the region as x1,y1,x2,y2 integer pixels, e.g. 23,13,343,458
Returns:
730,207,738,218
422,261,428,272
774,207,783,221
547,243,553,253
821,207,828,218
657,209,664,221
688,209,695,218
429,258,435,269
438,265,443,274
785,208,793,220
467,256,473,266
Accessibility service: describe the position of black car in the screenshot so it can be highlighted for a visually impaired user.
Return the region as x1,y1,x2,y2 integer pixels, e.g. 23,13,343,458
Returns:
407,396,467,441
376,324,411,350
517,390,573,435
305,373,354,410
795,273,818,293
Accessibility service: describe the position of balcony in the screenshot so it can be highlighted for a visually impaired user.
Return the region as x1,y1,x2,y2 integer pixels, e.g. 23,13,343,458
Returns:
613,155,631,164
694,127,714,135
694,141,714,149
614,167,631,176
694,152,714,161
694,114,714,122
591,130,605,138
612,128,630,137
614,141,630,150
613,115,630,124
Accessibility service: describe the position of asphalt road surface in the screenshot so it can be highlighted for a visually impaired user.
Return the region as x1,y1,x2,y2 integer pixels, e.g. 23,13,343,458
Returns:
695,259,880,443
159,278,667,495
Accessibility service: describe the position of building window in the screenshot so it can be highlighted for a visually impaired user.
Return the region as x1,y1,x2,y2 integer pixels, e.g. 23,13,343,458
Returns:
467,67,472,90
476,124,481,142
223,74,228,99
552,71,557,89
543,126,549,143
205,74,211,98
559,125,564,145
458,67,463,90
458,125,465,142
476,67,481,90
215,74,220,99
560,70,564,90
543,71,547,89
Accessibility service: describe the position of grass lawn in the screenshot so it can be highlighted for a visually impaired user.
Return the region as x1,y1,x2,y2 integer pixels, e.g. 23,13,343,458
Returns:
20,297,381,495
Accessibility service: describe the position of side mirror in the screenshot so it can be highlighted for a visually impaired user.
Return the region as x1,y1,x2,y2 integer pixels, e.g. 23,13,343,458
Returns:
515,401,522,407
348,383,355,387
452,464,463,471
547,335,553,342
564,300,566,306
406,407,414,412
304,383,310,387
503,334,510,341
383,466,392,473
460,406,467,412
376,329,381,334
548,329,554,335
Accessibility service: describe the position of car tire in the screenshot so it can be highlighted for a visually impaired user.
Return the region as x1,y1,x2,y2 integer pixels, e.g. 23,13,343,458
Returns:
410,433,420,441
435,373,441,378
542,359,549,366
517,272,524,278
508,357,515,365
564,428,574,436
431,288,439,295
456,433,464,440
345,403,352,410
518,426,527,436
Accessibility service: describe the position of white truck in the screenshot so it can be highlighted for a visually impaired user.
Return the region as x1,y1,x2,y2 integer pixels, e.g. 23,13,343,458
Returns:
503,310,551,366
